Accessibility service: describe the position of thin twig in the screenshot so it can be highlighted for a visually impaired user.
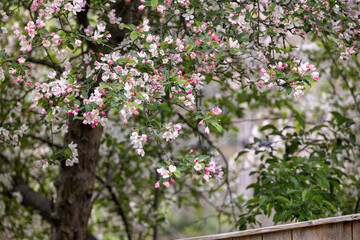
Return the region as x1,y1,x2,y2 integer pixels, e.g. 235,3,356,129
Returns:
177,113,237,223
96,175,132,240
91,147,132,204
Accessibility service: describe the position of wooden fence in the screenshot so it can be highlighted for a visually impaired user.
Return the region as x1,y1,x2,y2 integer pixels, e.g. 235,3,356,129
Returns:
179,214,360,240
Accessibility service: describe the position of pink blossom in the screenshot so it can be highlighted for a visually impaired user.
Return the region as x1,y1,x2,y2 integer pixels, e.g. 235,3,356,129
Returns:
17,57,25,64
169,165,176,173
75,39,82,47
312,72,320,80
174,123,181,130
212,107,222,115
203,174,210,181
194,162,202,171
204,127,210,135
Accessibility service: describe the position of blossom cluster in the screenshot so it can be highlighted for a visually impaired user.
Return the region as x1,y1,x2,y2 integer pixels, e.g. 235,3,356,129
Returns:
130,132,148,157
193,156,223,182
63,0,87,15
162,123,181,142
154,152,224,188
2,0,356,183
65,141,79,167
35,158,49,169
0,125,28,146
31,70,81,120
257,61,320,96
155,164,177,188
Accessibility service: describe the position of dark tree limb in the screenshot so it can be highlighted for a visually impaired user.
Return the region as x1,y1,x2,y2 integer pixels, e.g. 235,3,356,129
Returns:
91,147,131,205
355,195,360,213
0,153,98,240
26,57,64,72
28,134,64,149
96,175,132,240
12,180,98,240
177,113,237,223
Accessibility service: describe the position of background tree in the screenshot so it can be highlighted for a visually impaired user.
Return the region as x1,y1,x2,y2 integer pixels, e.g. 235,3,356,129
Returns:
0,0,359,240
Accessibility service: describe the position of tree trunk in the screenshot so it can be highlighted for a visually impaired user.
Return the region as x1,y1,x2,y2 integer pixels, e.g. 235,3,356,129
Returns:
48,2,142,239
51,117,103,240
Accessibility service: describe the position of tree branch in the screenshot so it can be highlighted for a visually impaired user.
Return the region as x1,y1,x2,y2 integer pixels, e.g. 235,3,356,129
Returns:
28,134,63,149
91,147,131,204
13,179,53,221
96,175,132,240
0,153,97,240
12,180,97,240
177,113,237,223
26,57,64,72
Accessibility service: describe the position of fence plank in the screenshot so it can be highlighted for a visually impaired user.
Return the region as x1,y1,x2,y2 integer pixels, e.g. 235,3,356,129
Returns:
292,225,321,240
353,220,360,240
179,214,360,240
263,230,291,240
292,222,351,240
233,234,262,240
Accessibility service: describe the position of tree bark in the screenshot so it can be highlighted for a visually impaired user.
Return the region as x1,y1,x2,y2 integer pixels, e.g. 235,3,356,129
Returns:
51,117,103,240
48,1,143,239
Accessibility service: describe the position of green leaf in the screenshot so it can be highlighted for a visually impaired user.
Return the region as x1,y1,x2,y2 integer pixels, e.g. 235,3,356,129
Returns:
297,8,304,14
186,44,194,53
323,200,337,212
247,197,259,204
85,104,92,112
159,104,172,112
331,111,348,126
128,24,137,31
47,110,53,122
197,155,209,162
81,90,88,99
67,43,74,50
286,87,292,95
65,148,73,157
155,162,167,168
309,124,326,133
350,133,356,143
73,116,85,120
259,196,269,206
38,28,50,35
275,196,291,205
122,24,131,30
295,114,305,128
129,102,143,110
195,115,203,120
302,189,308,201
151,0,158,8
269,2,276,11
130,31,139,42
174,170,181,177
260,124,277,132
205,74,213,83
0,50,5,58
208,119,223,133
233,150,248,161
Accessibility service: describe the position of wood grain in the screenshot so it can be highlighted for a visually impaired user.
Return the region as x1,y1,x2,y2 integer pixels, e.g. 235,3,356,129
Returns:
178,214,360,240
233,234,262,240
263,230,291,240
292,222,351,240
353,220,360,240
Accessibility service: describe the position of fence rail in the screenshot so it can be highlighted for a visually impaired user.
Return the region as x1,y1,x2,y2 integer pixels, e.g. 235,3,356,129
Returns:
179,214,360,240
